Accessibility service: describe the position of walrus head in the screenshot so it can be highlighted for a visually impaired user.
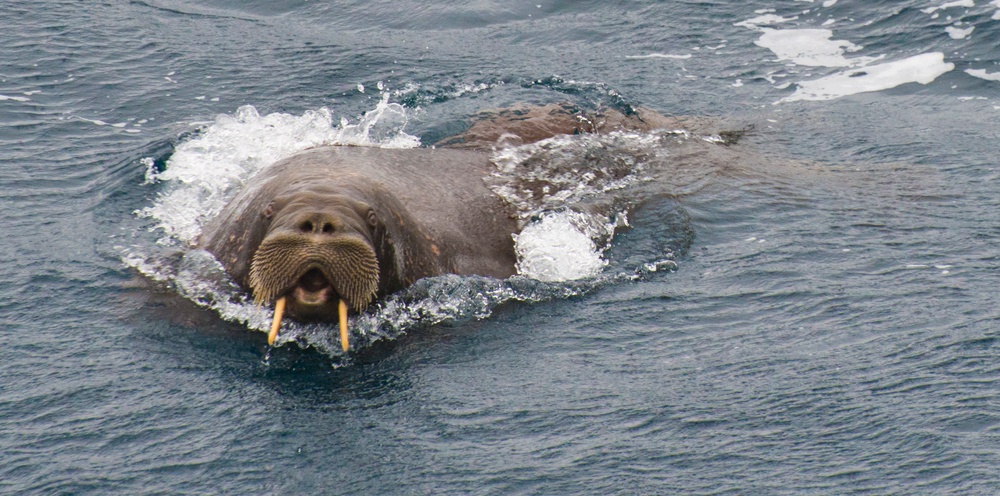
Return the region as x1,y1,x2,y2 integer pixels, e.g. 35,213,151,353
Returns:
247,189,382,349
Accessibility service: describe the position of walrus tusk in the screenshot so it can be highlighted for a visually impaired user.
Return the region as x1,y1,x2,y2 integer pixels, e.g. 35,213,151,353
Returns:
339,299,349,352
268,296,286,345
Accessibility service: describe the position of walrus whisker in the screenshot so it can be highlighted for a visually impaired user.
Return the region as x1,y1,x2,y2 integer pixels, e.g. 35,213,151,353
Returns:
268,296,286,345
339,299,349,352
248,234,379,310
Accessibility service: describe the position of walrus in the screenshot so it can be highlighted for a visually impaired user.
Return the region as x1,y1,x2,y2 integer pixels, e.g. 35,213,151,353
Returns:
198,103,685,350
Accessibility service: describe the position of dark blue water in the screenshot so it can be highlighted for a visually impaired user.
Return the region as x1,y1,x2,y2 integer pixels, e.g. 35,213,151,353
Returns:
3,0,999,494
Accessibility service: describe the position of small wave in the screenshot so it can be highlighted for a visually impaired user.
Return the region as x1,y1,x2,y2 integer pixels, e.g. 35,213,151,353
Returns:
0,94,32,102
625,53,692,60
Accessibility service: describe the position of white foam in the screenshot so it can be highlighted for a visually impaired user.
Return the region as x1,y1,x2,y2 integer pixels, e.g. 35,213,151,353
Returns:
735,14,798,28
756,28,865,67
945,25,975,39
486,131,687,282
922,0,975,14
966,68,1000,81
514,211,608,282
392,81,497,102
779,52,955,103
0,94,31,102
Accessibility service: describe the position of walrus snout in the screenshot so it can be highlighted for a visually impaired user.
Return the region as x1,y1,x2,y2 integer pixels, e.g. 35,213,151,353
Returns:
247,231,380,312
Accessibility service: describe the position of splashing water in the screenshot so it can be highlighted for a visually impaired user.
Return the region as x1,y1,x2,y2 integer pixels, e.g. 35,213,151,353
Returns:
487,131,664,223
137,95,419,246
513,211,609,282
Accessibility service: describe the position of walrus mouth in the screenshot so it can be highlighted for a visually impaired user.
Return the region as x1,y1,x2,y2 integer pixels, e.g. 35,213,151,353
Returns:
249,232,379,351
267,296,349,352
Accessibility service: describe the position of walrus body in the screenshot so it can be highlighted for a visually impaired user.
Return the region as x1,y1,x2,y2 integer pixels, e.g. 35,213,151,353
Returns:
199,146,519,326
198,103,679,347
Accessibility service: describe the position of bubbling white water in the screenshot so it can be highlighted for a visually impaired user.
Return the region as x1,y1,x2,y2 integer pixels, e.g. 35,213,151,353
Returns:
514,211,608,282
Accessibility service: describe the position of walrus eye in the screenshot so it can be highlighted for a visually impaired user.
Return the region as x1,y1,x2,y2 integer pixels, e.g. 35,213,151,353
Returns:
262,202,274,219
367,209,378,228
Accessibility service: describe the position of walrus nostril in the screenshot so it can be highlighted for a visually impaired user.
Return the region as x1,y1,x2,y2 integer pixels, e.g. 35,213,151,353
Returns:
298,217,336,234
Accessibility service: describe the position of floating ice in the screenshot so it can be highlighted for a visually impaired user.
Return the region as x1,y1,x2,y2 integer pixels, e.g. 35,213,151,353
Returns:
779,52,954,103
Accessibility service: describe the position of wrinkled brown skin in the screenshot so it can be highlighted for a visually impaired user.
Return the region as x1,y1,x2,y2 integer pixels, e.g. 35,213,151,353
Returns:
198,103,675,322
